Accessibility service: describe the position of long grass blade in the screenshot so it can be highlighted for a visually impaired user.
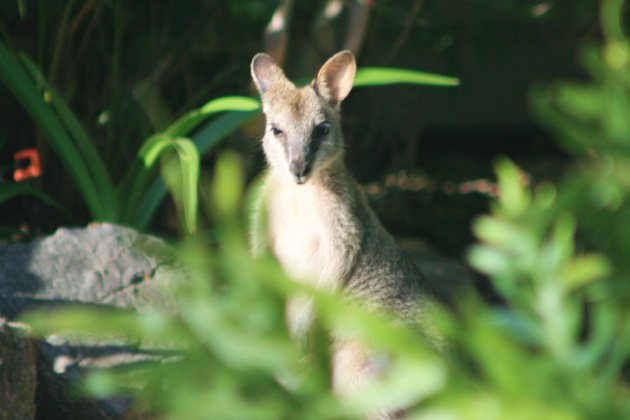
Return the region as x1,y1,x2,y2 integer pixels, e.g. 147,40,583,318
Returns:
354,67,459,87
165,96,260,138
160,138,200,235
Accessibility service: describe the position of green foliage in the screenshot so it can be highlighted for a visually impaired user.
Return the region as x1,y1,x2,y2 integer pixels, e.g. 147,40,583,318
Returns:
531,0,630,157
118,96,260,233
1,43,248,229
463,0,630,416
0,37,260,231
425,11,630,406
464,157,629,417
0,40,116,220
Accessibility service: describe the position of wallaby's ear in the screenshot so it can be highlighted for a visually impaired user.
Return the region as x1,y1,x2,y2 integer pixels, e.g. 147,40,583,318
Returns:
314,50,356,106
251,53,287,95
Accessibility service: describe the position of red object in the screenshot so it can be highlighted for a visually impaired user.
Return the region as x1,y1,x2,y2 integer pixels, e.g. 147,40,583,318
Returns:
13,148,42,182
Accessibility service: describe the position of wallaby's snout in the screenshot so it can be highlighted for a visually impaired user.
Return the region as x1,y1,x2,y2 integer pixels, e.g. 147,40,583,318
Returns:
289,159,311,184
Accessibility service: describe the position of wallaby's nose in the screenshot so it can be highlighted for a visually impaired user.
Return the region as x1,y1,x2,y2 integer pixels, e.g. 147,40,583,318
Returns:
289,160,311,184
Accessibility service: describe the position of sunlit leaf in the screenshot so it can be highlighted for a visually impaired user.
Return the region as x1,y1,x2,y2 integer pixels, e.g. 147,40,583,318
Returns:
354,67,459,87
165,96,260,138
139,134,173,167
160,137,200,235
347,355,446,413
550,214,577,263
82,371,119,399
468,244,510,275
211,152,244,220
561,254,610,291
473,216,536,253
495,157,530,217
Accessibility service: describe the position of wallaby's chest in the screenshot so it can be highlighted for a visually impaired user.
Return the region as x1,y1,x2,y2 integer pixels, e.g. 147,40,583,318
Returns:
266,183,339,284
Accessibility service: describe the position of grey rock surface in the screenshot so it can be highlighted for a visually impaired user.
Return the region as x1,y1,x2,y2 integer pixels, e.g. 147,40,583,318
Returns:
0,223,186,419
0,223,182,319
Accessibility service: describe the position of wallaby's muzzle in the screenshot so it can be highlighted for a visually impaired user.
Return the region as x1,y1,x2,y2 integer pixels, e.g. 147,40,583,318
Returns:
289,159,311,184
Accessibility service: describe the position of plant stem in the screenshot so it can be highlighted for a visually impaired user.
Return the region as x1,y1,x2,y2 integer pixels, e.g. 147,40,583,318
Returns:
48,0,77,84
601,0,626,41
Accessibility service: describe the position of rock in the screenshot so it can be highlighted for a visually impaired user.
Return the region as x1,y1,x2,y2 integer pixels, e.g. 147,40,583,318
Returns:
0,318,38,420
0,223,186,419
0,223,183,319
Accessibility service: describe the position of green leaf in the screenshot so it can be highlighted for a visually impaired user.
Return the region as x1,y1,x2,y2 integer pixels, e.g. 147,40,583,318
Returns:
347,355,446,414
21,306,144,340
211,152,244,221
601,0,626,42
468,244,511,276
21,306,187,345
531,85,603,154
473,216,536,253
82,371,120,399
194,108,259,155
495,157,530,217
555,84,604,120
199,96,261,115
550,214,577,263
139,134,175,167
561,254,610,291
165,96,260,138
160,137,200,235
354,67,459,87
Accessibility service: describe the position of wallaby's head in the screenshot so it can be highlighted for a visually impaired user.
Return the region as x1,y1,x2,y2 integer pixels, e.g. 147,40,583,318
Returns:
251,51,356,185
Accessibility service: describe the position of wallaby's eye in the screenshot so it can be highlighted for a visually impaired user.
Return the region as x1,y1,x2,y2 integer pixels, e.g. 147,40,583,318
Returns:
314,122,330,138
270,125,283,136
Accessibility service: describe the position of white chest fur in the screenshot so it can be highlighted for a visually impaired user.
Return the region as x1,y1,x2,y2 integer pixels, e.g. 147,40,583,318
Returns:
262,174,361,337
266,179,346,291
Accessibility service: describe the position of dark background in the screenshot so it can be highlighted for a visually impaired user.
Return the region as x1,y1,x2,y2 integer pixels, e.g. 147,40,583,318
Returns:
0,0,605,256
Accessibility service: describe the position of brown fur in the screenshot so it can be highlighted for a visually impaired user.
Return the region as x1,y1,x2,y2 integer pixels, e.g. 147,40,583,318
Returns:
250,51,432,417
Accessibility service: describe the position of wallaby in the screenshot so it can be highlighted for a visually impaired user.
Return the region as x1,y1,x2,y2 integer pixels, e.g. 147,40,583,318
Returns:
250,50,433,415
